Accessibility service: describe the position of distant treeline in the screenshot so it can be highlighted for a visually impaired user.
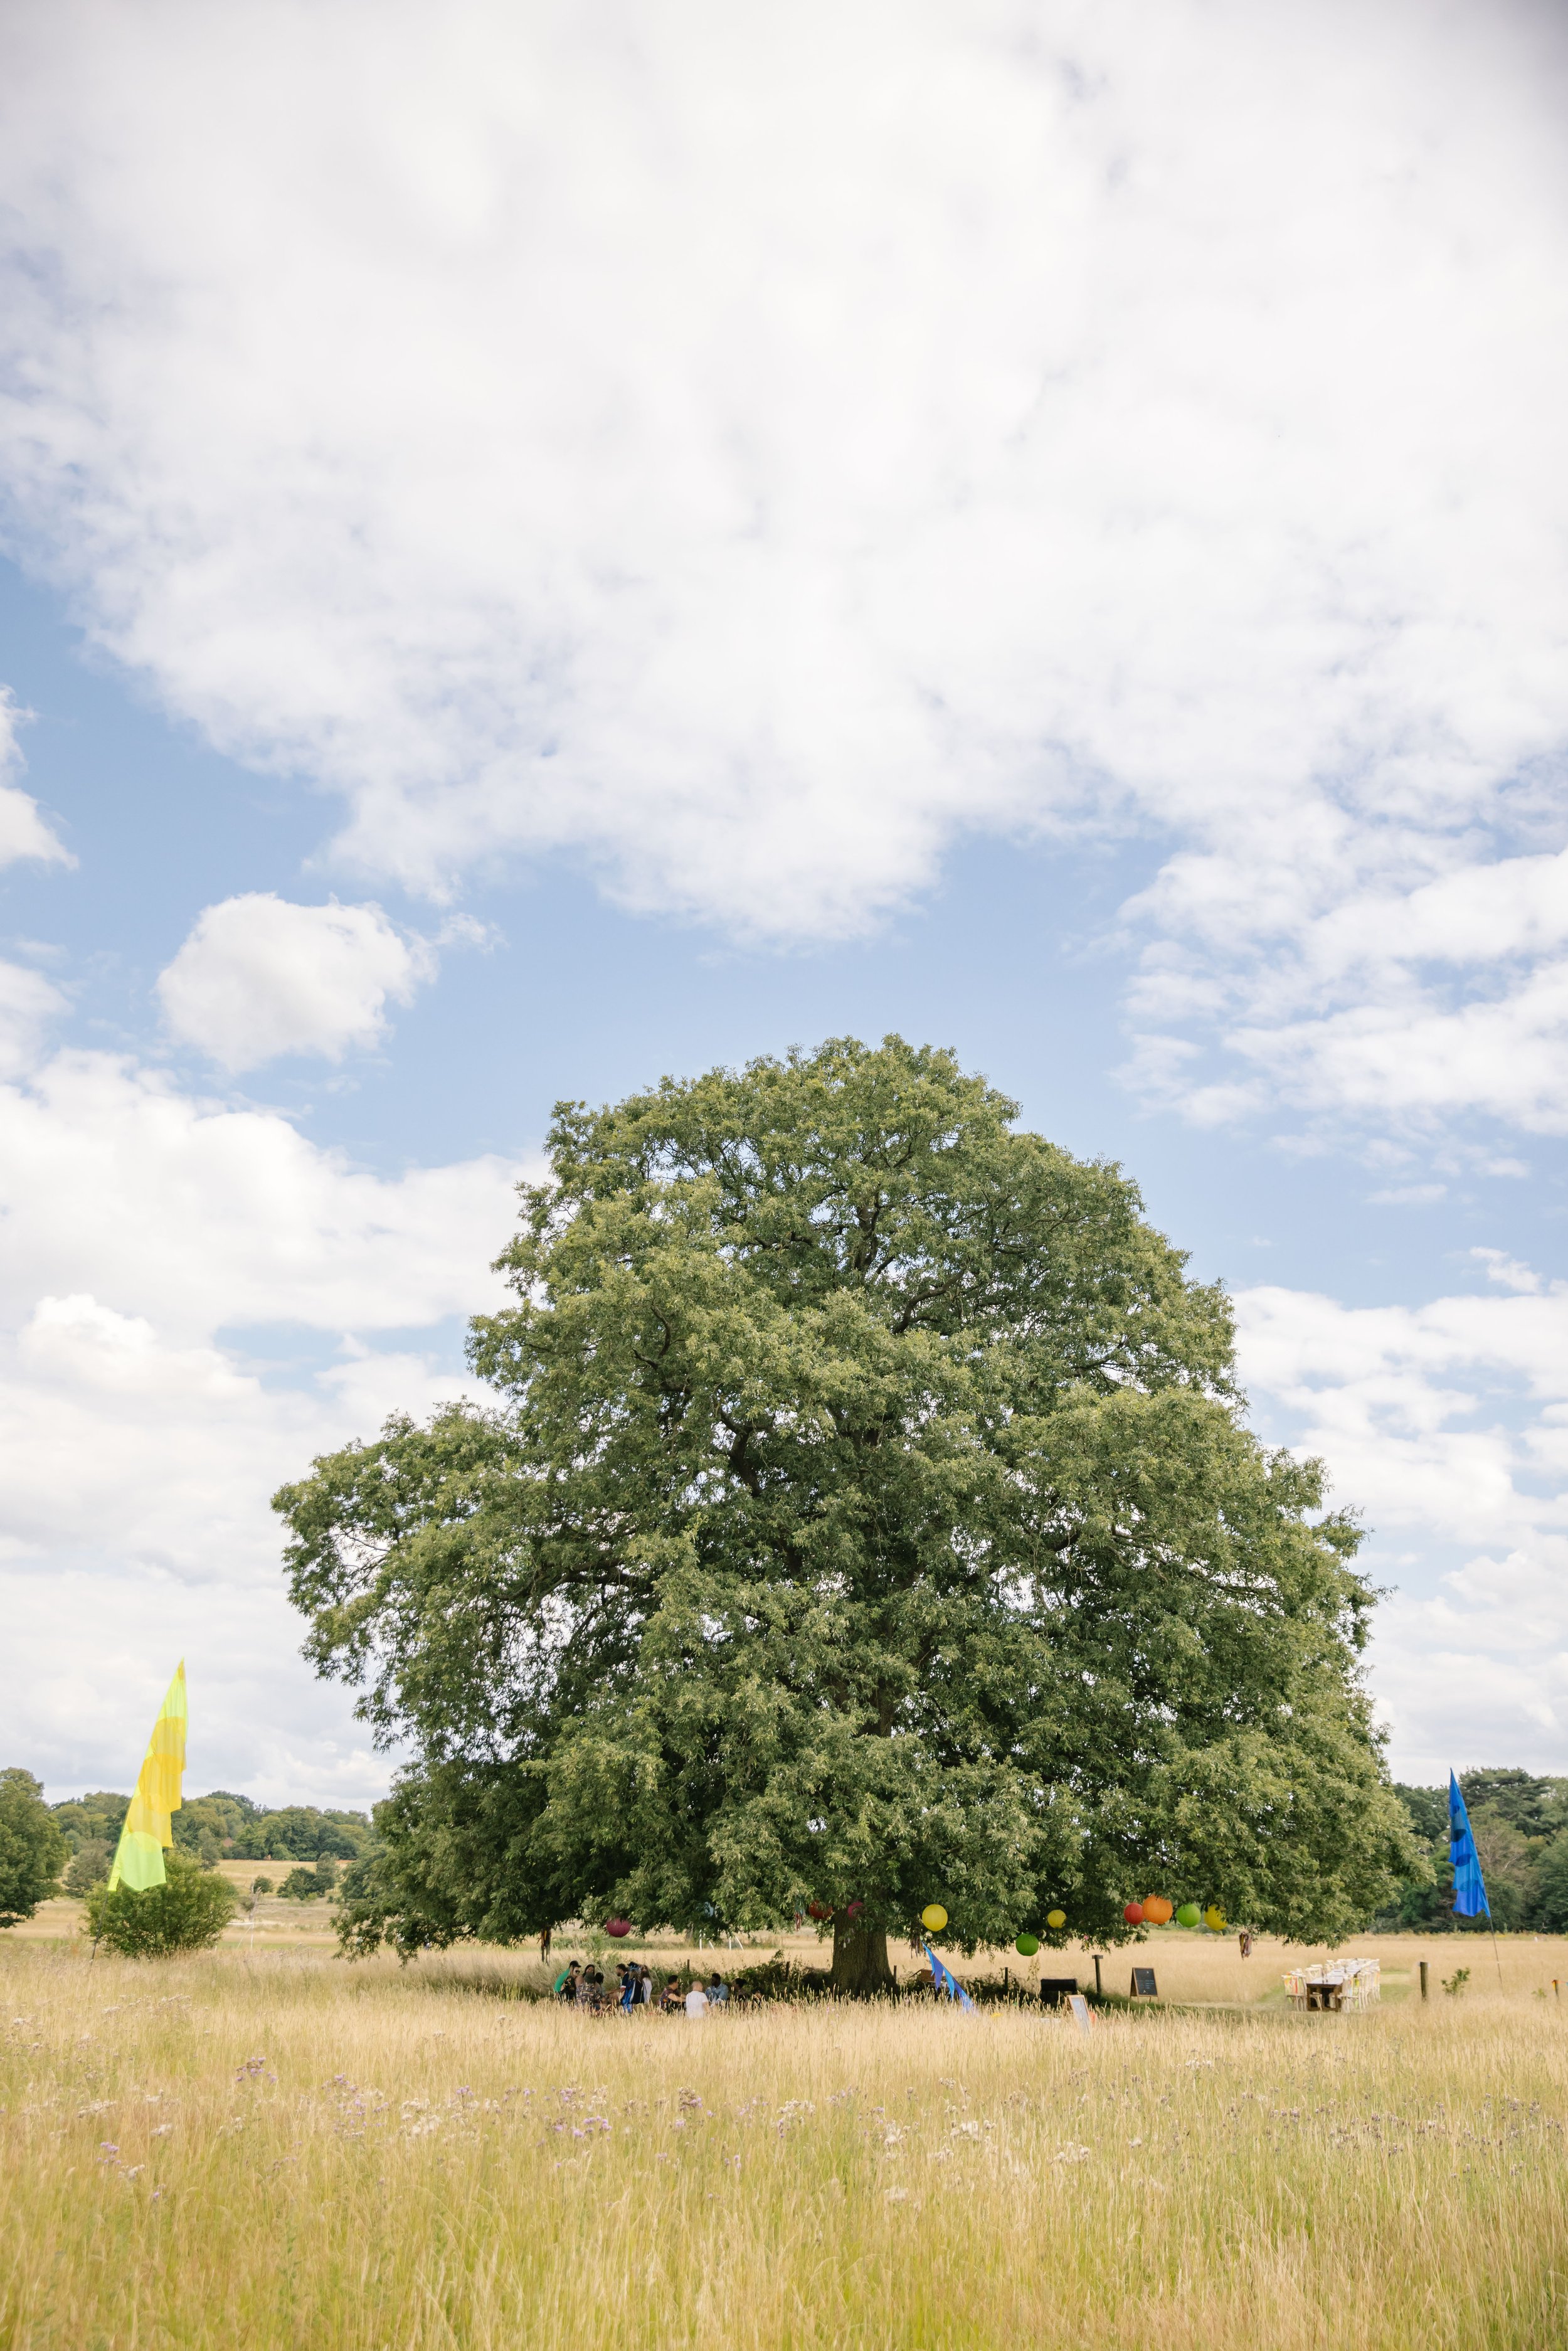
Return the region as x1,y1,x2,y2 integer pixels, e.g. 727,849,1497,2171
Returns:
1377,1770,1568,1933
50,1789,371,1869
42,1770,1568,1933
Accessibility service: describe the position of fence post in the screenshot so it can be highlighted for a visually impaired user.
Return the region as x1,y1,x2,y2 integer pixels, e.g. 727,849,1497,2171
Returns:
1093,1954,1103,1998
1419,1960,1428,2002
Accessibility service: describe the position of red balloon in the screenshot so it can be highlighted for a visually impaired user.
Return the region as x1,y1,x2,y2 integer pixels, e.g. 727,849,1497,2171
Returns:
847,1900,865,1919
605,1918,631,1938
1123,1902,1145,1926
807,1901,831,1921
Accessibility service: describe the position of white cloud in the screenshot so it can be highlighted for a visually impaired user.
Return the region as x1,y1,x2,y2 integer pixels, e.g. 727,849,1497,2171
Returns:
0,957,68,1076
1221,954,1568,1135
0,0,1564,1119
1234,1274,1568,1776
0,789,67,869
1127,840,1568,1133
0,1049,521,1340
1473,1247,1541,1296
0,685,71,868
0,1293,482,1801
156,892,433,1069
7,1564,398,1811
0,1042,529,1799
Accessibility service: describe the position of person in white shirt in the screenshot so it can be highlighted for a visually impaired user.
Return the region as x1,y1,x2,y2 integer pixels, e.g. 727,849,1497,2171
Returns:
684,1981,709,2019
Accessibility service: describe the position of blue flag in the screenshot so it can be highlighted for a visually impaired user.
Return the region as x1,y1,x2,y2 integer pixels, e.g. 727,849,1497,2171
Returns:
1449,1771,1490,1918
923,1943,976,2011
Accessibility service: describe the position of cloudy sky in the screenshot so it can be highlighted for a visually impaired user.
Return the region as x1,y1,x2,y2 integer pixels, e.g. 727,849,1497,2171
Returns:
3,0,1567,1807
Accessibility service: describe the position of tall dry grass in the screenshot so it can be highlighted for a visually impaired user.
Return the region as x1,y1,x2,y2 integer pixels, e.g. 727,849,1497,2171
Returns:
3,1935,1565,2350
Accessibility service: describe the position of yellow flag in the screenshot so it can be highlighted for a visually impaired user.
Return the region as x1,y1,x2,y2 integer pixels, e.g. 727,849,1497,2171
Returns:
107,1662,188,1892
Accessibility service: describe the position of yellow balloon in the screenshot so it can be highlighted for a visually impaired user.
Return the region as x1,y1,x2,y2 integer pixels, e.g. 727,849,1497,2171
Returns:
1204,1905,1226,1933
1046,1909,1066,1930
921,1903,948,1933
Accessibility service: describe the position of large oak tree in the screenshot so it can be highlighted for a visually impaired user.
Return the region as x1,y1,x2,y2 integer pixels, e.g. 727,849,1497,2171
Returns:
277,1038,1414,1988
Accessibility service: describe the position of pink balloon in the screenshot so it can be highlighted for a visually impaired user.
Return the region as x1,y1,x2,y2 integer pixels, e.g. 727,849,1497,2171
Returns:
847,1900,865,1919
606,1918,632,1938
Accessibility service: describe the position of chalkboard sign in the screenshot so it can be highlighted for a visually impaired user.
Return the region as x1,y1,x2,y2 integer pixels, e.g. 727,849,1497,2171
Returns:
1131,1967,1158,1998
1039,1976,1079,2007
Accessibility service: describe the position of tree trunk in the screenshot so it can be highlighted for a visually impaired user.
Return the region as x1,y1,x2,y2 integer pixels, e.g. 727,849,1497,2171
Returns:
830,1918,896,1995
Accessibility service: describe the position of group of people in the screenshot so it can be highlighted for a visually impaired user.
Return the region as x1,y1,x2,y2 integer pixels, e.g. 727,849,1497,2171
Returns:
553,1958,730,2017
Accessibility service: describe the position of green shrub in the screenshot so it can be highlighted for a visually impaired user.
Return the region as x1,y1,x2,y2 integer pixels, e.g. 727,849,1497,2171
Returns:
83,1849,236,1956
63,1840,113,1898
277,1866,322,1901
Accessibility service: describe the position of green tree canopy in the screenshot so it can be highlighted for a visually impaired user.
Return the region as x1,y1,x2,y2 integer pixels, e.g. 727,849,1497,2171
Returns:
0,1768,68,1928
1460,1768,1568,1842
277,1037,1416,1986
225,1803,369,1862
50,1791,130,1853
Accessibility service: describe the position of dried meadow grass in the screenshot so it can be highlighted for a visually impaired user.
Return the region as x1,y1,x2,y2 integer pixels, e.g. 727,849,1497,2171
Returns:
3,1934,1565,2348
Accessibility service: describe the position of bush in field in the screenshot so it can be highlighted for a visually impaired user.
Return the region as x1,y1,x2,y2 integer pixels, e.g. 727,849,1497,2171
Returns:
277,1867,324,1901
1,1768,69,1928
63,1839,113,1898
84,1849,236,1956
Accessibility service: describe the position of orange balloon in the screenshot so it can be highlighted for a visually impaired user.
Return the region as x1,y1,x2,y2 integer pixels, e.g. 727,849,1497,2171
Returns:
1142,1896,1173,1926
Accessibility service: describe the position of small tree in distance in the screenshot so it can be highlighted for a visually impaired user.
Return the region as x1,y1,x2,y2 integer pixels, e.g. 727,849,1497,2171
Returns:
63,1839,114,1898
85,1849,237,1957
278,1036,1417,1988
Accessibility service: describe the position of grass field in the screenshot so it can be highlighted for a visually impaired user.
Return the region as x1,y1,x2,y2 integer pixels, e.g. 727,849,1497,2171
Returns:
3,1931,1567,2350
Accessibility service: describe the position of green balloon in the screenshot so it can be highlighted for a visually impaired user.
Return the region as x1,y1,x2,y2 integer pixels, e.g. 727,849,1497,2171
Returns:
1175,1901,1202,1928
1015,1933,1040,1957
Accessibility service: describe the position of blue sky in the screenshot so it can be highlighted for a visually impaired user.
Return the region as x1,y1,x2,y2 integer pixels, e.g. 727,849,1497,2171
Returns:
3,0,1567,1805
